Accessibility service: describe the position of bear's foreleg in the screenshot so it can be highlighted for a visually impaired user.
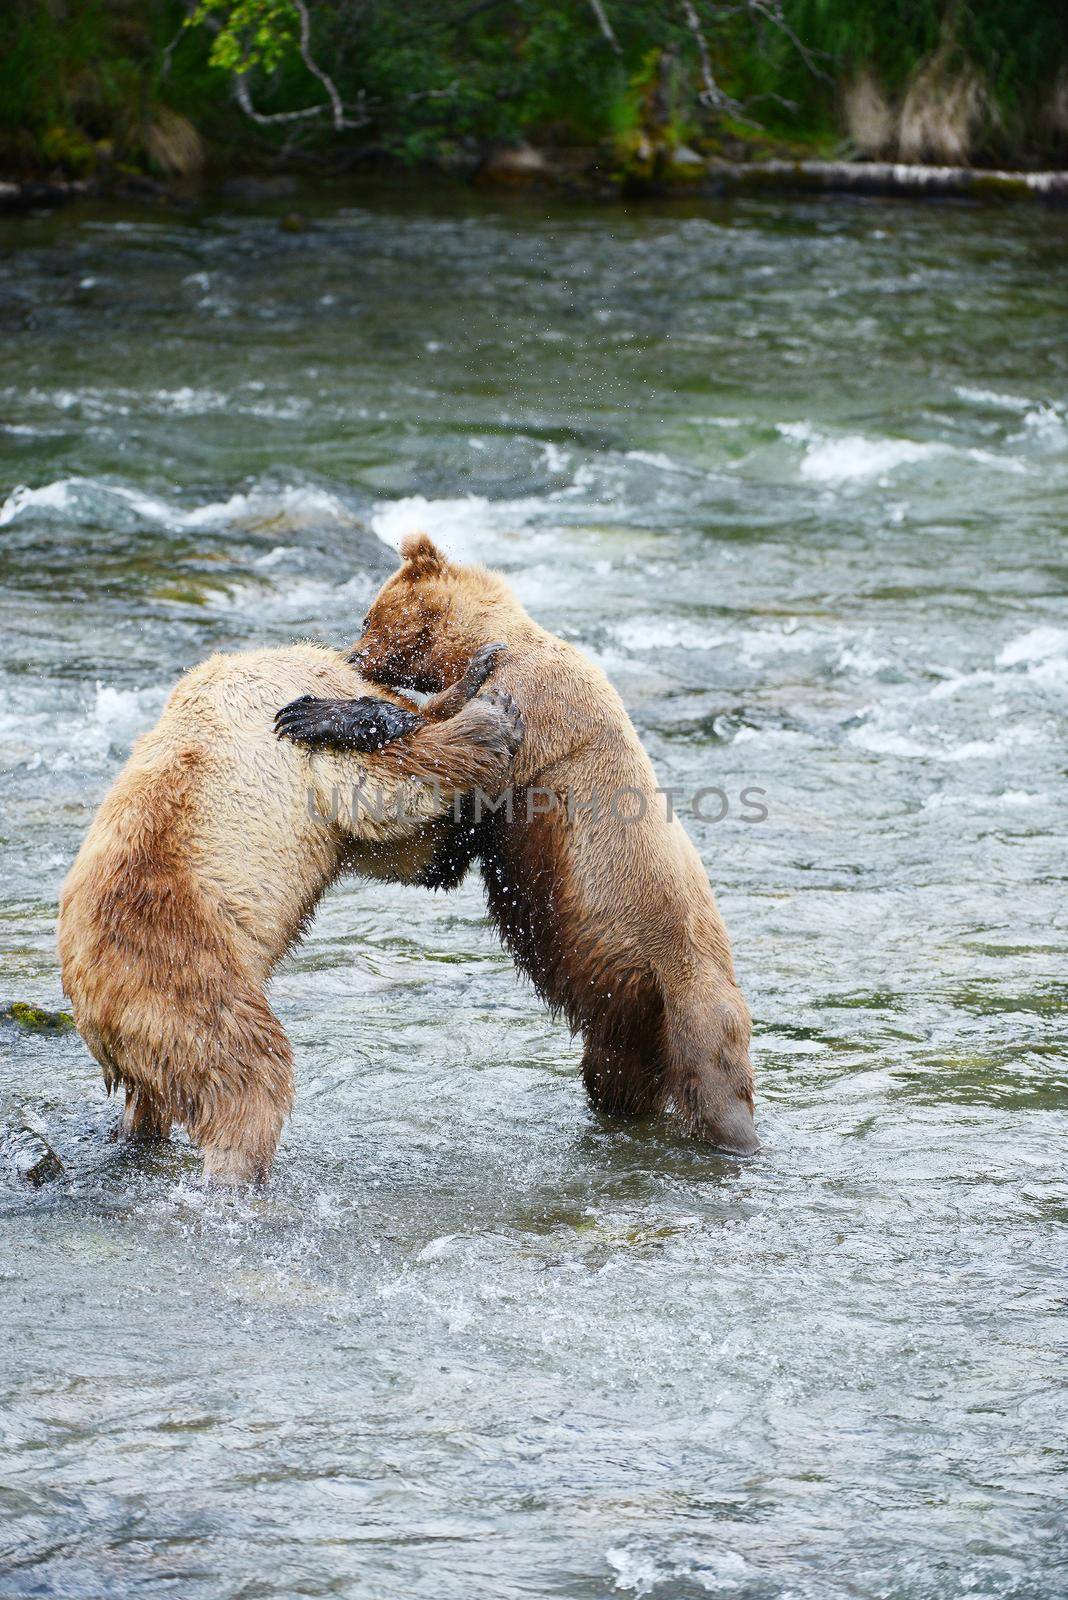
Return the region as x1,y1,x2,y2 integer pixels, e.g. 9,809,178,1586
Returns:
579,977,668,1120
293,691,523,849
196,1077,291,1187
418,642,508,722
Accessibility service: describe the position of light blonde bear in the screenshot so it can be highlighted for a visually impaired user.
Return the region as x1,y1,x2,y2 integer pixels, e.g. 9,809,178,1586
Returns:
58,641,519,1184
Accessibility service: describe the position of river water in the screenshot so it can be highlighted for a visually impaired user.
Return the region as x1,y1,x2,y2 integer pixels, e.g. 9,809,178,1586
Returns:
0,186,1065,1599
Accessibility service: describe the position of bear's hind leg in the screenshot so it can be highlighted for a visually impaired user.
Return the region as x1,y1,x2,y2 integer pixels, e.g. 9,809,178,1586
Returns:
195,1077,290,1187
662,979,759,1155
184,989,295,1187
121,1084,173,1143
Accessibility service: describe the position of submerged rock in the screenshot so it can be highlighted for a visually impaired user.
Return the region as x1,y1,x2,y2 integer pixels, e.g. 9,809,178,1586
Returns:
4,1117,66,1187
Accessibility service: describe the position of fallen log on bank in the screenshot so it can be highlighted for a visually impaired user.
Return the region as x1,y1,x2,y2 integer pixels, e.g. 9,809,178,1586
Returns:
707,160,1068,203
2,159,1066,213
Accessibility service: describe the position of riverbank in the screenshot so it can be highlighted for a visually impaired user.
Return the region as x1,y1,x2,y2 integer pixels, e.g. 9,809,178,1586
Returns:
5,2,1068,219
4,151,1068,216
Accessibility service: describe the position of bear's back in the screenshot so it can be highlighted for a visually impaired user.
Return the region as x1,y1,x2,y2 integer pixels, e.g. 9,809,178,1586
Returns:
160,644,379,973
61,644,376,989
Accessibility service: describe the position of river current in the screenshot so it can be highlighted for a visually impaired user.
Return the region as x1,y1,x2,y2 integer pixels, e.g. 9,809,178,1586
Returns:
1,186,1065,1599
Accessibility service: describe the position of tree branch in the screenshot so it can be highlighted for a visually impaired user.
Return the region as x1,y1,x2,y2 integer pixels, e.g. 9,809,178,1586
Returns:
588,0,623,57
746,0,830,81
680,0,724,109
160,2,198,78
679,0,740,115
292,0,347,129
230,1,367,132
233,70,329,123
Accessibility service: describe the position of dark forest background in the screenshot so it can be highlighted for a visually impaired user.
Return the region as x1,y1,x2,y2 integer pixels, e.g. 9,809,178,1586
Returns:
4,1,1068,183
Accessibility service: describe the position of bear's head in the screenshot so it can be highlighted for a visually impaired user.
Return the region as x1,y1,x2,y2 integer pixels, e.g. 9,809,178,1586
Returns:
352,533,510,693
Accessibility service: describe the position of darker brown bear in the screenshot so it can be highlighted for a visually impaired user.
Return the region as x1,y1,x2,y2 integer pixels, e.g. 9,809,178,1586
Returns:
280,536,759,1155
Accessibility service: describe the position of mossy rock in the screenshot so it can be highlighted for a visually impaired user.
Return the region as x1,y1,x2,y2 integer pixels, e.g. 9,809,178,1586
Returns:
969,173,1034,202
3,1001,75,1033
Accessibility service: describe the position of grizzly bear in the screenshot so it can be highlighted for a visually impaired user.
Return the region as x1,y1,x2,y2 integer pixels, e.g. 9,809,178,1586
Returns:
277,535,758,1155
58,640,520,1185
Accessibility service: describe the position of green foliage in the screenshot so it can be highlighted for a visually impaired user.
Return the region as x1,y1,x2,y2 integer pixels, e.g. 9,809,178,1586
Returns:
2,1,1066,178
738,0,1068,146
0,0,168,172
188,0,299,76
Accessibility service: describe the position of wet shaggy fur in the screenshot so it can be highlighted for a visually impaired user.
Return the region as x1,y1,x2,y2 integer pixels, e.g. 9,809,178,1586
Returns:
287,536,759,1154
58,642,520,1184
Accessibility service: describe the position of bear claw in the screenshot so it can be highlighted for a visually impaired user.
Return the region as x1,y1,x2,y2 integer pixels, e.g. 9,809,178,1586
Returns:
479,687,524,753
275,695,422,752
460,642,507,698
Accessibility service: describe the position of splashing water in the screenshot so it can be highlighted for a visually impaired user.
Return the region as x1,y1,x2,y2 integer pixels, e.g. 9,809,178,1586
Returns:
0,188,1065,1600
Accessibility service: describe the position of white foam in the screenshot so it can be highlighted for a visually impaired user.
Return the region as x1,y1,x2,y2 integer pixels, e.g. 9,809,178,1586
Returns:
371,493,552,561
149,386,229,414
964,447,1027,474
111,485,177,522
739,623,833,663
924,668,999,701
834,642,892,676
213,574,361,621
0,480,77,526
178,485,353,530
731,726,815,748
539,442,570,473
1020,404,1067,446
0,476,364,535
614,616,720,653
924,789,1047,811
0,681,165,773
372,494,497,557
997,627,1068,667
90,683,160,747
798,434,943,483
0,477,174,527
624,448,703,478
254,545,297,569
850,717,1038,762
607,1545,669,1597
851,725,934,758
954,385,1032,412
607,1543,748,1596
777,422,1024,484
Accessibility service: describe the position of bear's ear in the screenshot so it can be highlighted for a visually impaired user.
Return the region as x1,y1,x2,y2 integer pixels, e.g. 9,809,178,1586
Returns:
400,532,449,578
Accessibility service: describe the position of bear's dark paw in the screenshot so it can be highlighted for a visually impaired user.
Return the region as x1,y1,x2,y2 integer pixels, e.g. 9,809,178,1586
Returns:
275,695,422,752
